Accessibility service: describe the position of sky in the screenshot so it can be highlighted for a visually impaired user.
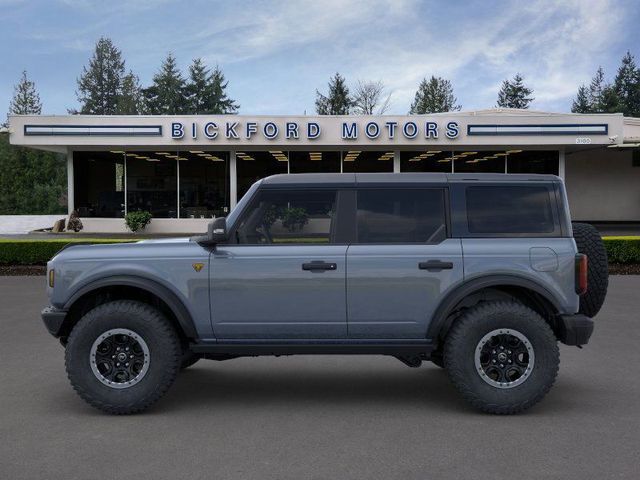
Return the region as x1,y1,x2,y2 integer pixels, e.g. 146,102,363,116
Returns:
1,0,639,118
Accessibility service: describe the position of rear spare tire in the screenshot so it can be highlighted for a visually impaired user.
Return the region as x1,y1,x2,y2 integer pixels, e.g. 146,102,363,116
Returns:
572,222,608,317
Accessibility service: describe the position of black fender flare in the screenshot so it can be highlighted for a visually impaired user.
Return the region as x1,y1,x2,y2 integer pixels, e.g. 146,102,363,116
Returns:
426,274,563,341
63,275,197,339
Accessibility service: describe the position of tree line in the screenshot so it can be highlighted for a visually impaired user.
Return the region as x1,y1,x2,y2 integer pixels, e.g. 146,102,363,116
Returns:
2,37,640,215
72,37,239,115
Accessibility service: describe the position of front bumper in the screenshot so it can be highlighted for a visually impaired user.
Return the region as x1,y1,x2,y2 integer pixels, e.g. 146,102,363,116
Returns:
41,306,68,337
556,314,594,346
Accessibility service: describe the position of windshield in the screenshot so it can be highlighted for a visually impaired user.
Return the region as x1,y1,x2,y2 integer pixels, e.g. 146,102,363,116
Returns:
225,180,261,229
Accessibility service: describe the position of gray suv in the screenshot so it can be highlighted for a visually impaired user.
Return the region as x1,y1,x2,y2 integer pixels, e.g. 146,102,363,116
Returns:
41,173,608,414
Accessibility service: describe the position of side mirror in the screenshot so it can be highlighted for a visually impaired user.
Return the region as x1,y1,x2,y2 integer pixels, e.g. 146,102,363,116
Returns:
207,217,228,244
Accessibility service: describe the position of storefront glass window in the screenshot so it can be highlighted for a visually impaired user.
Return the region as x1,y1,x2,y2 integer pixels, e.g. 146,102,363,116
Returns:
507,150,559,175
237,151,288,200
177,150,230,218
453,151,506,173
342,150,394,173
73,151,125,218
400,151,453,172
289,151,341,173
126,152,177,218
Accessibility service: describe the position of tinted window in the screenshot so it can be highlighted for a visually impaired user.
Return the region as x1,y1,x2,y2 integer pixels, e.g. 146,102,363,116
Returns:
466,186,555,234
236,189,337,244
356,189,446,243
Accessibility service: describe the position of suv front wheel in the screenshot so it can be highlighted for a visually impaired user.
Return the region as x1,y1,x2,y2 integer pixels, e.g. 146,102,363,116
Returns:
65,300,182,414
444,301,559,414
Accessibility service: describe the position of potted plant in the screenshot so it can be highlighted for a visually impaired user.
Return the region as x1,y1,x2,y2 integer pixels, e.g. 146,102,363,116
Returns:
125,210,152,232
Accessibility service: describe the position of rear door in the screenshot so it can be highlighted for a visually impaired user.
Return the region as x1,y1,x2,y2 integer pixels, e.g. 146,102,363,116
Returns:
346,187,463,338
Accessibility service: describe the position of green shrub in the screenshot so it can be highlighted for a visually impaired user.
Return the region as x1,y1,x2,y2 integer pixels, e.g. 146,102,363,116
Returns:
0,239,136,265
603,237,640,264
125,210,152,232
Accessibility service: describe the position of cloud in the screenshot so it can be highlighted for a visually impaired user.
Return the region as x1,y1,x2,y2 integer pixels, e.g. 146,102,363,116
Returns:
1,0,636,114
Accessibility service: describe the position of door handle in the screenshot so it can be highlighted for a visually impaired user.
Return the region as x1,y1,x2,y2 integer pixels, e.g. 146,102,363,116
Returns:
302,261,337,272
419,260,454,271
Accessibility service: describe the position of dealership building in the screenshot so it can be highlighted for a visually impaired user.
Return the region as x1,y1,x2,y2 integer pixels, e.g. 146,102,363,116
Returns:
8,109,640,233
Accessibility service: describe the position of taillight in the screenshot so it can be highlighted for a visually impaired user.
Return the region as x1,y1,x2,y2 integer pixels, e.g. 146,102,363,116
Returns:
575,254,587,295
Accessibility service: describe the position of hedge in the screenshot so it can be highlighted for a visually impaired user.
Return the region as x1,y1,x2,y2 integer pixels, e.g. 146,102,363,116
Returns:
0,239,137,265
1,236,640,266
603,237,640,264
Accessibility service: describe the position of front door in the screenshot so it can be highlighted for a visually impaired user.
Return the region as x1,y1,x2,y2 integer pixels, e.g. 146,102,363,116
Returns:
210,188,347,339
346,187,464,338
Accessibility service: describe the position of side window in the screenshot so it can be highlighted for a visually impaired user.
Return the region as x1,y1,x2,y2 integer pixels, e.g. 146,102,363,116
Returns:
356,189,447,243
235,189,337,244
466,186,555,234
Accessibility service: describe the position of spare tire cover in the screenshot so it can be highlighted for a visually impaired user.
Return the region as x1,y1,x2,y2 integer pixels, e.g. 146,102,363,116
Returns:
572,222,608,317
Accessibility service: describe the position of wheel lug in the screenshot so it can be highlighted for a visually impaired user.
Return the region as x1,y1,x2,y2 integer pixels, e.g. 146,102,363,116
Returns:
508,360,512,363
130,355,134,358
116,363,120,366
111,355,115,359
126,347,130,351
507,350,511,354
500,364,504,368
492,350,496,354
492,359,496,363
500,346,504,350
125,363,129,367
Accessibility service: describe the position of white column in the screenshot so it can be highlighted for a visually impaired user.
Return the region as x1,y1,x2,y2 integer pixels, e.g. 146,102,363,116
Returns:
66,149,74,216
176,158,180,219
558,148,566,180
123,154,127,216
393,150,400,173
229,150,237,210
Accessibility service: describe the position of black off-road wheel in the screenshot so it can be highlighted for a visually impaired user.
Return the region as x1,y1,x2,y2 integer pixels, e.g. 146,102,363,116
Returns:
65,300,181,415
572,222,608,317
444,301,559,414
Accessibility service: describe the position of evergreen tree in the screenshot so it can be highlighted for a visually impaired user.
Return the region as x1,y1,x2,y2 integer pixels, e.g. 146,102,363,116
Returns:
75,37,125,114
116,71,144,115
8,70,42,116
613,51,640,117
185,59,239,114
143,53,187,115
315,73,352,115
0,134,66,214
588,66,607,111
409,76,461,114
496,73,534,109
571,85,591,113
208,65,239,114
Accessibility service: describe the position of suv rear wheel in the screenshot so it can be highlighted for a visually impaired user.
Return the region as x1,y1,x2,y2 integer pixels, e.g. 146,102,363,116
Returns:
65,300,181,414
443,301,559,414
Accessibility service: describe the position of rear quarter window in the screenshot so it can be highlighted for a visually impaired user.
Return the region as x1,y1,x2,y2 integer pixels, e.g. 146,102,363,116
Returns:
466,185,555,234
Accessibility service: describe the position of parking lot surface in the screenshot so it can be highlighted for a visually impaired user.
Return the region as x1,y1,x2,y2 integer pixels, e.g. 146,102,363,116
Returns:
1,275,639,479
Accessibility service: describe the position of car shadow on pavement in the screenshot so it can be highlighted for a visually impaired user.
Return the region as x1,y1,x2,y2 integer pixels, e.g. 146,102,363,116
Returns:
153,362,475,414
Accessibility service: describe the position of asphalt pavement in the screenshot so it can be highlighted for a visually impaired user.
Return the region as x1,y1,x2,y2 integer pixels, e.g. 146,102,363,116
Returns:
1,275,639,479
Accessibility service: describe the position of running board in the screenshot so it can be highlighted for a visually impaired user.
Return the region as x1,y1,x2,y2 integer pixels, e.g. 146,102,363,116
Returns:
190,340,435,357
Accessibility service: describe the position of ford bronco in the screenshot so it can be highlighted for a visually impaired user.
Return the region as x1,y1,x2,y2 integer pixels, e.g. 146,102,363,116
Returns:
41,173,608,414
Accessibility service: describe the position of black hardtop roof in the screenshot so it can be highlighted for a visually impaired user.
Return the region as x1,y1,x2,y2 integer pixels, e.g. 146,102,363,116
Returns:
260,172,561,187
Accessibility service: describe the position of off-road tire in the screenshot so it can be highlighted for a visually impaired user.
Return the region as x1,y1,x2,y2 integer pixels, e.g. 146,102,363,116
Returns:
430,350,444,368
180,350,201,370
572,222,608,317
444,301,559,414
65,300,181,414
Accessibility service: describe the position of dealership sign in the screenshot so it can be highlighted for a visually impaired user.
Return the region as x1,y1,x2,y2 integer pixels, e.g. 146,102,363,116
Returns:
170,120,461,142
